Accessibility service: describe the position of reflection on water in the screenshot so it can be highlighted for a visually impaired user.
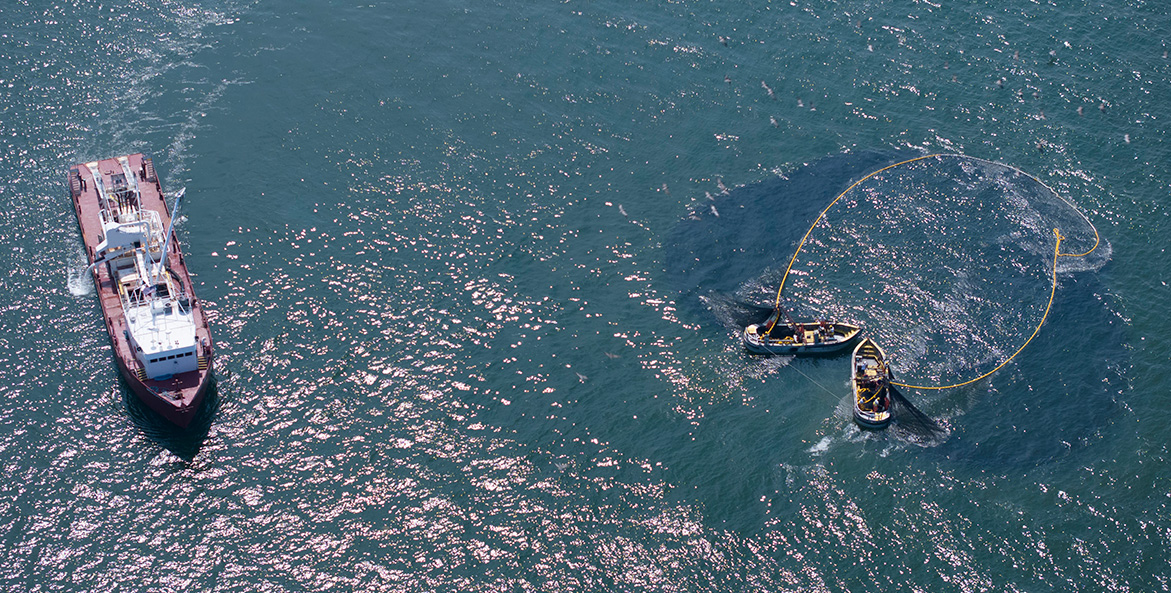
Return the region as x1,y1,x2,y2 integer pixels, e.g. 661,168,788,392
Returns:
3,0,1162,588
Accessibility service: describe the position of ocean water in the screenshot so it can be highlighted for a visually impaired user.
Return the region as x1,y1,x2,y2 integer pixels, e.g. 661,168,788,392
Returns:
3,0,1170,590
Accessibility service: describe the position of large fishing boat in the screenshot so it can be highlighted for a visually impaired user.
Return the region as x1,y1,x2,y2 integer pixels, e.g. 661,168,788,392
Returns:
69,154,214,428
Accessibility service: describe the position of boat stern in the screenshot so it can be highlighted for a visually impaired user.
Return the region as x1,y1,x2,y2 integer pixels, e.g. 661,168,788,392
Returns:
853,408,892,430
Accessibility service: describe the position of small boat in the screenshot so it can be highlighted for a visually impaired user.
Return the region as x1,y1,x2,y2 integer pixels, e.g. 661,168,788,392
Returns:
743,308,860,355
70,154,214,428
852,338,892,429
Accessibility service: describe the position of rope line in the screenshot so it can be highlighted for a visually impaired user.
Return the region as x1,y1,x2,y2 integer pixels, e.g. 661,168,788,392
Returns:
785,359,845,401
773,154,1100,391
774,153,939,308
891,229,1062,390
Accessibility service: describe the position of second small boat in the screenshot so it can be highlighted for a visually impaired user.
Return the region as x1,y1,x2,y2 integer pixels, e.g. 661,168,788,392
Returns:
851,338,892,429
743,308,860,355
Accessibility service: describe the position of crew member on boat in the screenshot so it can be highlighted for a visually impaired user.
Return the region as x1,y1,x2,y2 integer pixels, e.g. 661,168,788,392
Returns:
859,375,889,412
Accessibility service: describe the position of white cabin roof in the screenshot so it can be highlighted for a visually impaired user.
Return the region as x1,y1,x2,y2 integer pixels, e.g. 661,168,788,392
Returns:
126,301,197,356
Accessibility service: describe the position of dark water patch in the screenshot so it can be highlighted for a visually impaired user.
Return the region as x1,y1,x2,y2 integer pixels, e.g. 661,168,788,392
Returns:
889,386,949,446
665,150,901,324
933,274,1129,467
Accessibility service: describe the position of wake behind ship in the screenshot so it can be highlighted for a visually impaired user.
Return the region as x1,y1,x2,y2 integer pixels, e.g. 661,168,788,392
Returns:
69,154,214,428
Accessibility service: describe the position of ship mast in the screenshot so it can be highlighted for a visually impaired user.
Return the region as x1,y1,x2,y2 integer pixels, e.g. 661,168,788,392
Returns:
151,187,185,289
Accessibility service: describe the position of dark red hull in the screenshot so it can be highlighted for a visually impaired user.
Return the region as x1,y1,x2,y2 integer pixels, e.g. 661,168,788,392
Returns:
114,352,211,428
70,154,215,428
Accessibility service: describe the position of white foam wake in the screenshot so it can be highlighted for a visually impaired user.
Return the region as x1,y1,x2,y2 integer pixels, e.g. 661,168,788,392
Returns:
67,263,94,296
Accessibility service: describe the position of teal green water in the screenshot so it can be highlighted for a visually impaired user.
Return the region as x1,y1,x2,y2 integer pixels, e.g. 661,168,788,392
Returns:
3,1,1170,590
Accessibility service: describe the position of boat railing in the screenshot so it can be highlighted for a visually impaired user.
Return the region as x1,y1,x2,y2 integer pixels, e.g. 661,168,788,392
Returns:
118,283,149,314
99,208,164,250
118,282,193,322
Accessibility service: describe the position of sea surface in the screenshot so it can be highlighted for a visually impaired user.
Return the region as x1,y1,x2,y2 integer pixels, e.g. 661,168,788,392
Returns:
2,1,1170,590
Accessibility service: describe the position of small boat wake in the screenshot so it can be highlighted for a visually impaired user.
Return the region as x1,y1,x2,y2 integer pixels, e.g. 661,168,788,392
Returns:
817,389,947,453
807,436,833,455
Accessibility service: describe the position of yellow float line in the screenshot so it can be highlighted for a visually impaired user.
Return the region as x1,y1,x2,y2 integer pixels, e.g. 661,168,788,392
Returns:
892,229,1061,390
772,153,1101,391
